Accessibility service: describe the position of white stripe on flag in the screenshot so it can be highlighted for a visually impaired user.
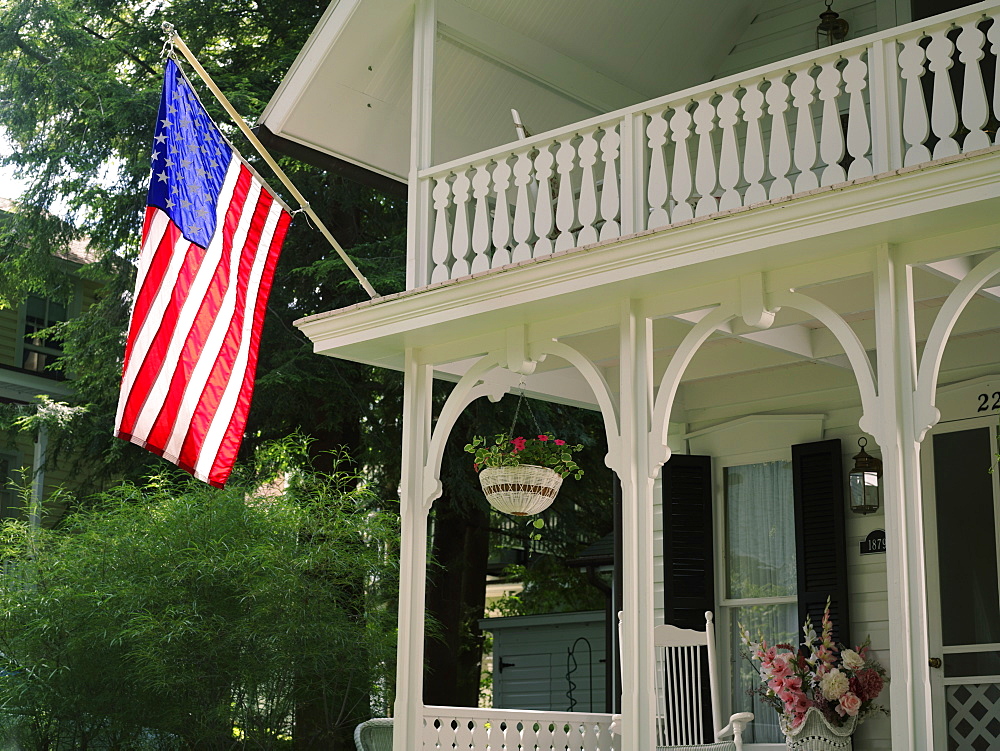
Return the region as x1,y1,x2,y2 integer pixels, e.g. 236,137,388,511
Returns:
193,199,284,482
131,209,170,314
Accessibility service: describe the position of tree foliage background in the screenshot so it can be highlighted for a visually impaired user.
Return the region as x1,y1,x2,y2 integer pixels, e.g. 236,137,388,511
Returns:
0,0,614,721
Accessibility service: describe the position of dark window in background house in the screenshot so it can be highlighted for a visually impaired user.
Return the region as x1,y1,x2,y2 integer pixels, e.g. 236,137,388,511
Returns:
911,0,980,20
22,295,67,374
0,454,20,519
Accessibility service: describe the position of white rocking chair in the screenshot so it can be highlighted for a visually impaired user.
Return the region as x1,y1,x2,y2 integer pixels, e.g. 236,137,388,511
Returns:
614,611,753,751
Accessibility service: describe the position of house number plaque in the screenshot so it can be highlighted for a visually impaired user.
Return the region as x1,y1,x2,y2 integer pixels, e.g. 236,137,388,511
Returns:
860,529,886,555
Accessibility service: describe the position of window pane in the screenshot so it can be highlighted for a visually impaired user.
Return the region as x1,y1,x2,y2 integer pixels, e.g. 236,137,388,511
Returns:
725,461,796,598
933,427,1000,646
730,603,798,743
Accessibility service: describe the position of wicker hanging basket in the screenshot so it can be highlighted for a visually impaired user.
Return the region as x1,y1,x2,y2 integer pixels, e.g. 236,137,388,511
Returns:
780,707,857,751
479,464,563,516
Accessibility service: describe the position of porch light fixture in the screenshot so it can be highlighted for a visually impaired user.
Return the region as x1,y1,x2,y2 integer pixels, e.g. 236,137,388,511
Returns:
849,437,881,515
817,1,849,48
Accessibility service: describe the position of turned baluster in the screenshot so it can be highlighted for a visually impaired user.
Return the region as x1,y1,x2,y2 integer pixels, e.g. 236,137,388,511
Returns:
669,103,695,221
790,65,819,192
470,162,492,273
430,175,452,283
956,19,990,152
692,95,719,216
491,156,513,268
533,144,555,256
843,51,873,178
741,81,767,204
765,73,794,199
926,27,960,158
599,124,621,242
576,128,599,247
716,86,742,210
817,59,846,186
646,109,671,228
449,168,472,277
511,148,535,262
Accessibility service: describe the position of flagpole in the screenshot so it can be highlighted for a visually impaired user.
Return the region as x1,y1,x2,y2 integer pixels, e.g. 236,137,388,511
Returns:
162,24,380,299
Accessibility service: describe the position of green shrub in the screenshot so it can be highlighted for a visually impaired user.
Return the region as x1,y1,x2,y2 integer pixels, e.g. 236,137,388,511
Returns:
0,443,398,750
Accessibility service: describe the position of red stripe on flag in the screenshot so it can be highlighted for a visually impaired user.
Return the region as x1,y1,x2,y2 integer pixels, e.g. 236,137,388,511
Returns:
177,188,276,478
205,208,291,486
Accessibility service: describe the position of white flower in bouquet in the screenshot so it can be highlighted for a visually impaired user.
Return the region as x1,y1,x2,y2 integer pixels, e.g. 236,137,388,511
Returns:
820,668,849,700
841,648,865,671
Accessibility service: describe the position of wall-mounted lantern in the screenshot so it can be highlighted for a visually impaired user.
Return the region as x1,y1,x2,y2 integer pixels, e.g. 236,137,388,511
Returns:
849,437,882,515
817,1,850,48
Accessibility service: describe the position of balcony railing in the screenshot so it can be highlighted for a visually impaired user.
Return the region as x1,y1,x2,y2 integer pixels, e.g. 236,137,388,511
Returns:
422,706,616,751
415,2,999,287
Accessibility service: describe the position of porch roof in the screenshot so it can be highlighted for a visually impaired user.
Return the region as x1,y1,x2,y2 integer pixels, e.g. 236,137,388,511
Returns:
260,0,760,182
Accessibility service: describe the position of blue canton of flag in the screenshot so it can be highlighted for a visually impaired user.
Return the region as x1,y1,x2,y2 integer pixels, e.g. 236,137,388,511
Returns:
148,59,232,247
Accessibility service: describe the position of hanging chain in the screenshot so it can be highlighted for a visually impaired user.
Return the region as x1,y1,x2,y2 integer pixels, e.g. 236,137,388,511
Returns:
506,381,545,438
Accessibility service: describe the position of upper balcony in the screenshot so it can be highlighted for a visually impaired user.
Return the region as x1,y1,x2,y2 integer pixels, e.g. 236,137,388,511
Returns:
414,2,1000,288
263,1,1000,295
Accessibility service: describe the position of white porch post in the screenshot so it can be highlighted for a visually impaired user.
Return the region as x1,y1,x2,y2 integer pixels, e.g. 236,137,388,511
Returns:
393,349,433,751
873,243,933,749
617,300,656,751
405,0,435,290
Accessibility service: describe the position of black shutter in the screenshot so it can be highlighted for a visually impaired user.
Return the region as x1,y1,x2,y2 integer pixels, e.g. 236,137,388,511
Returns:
792,439,851,648
662,454,714,631
661,453,714,741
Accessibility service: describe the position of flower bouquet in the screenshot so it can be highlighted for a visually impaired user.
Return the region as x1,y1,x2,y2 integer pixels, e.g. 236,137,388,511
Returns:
465,433,583,515
740,599,888,749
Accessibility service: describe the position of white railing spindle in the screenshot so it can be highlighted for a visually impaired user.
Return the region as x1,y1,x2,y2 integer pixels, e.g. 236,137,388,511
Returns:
470,162,492,273
693,95,719,216
844,51,874,178
669,104,695,221
554,136,578,251
430,176,452,283
957,19,990,151
598,124,621,241
716,86,742,210
817,59,847,185
491,157,513,267
791,64,820,191
450,169,472,277
741,80,768,203
576,129,599,246
533,144,556,256
766,73,794,199
926,26,961,158
511,148,535,262
646,110,671,228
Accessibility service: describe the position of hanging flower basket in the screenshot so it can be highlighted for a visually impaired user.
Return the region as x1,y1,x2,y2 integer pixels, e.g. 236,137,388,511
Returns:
465,432,584,516
780,707,857,751
478,463,564,516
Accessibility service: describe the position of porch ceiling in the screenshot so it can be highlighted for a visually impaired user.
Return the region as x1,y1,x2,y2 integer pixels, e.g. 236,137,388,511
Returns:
261,0,761,181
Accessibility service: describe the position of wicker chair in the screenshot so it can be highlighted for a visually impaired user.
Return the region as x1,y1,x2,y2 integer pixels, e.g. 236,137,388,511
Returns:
354,718,393,751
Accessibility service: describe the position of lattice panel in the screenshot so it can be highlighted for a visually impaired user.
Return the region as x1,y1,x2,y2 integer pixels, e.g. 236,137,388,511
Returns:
946,683,1000,751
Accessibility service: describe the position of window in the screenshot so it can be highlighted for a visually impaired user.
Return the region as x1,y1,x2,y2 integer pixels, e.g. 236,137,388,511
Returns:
21,295,67,373
721,460,798,743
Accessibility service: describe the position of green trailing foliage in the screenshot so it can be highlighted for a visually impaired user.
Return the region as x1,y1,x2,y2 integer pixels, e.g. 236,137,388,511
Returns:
0,438,399,750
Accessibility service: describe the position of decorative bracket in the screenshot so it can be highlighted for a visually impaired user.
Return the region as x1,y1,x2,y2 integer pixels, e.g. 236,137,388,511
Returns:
740,272,777,330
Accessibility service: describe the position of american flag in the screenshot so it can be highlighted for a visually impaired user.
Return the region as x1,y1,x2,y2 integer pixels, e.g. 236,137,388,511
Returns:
114,58,292,487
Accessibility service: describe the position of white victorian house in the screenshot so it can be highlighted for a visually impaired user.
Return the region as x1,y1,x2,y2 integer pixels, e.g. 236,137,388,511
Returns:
261,1,1000,749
